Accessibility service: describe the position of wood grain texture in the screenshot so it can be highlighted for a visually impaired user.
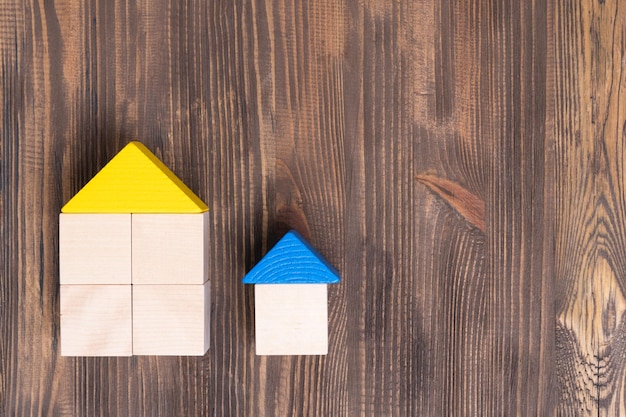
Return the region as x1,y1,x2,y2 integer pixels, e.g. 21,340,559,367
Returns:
415,174,486,232
59,213,132,284
60,285,132,357
254,284,328,356
131,213,209,285
0,0,621,415
551,0,626,415
242,230,340,284
132,283,210,356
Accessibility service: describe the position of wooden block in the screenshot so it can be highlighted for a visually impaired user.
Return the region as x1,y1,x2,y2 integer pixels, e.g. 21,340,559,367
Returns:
132,283,210,355
59,213,131,284
131,213,208,284
60,285,132,356
242,230,340,284
61,142,208,213
254,284,328,355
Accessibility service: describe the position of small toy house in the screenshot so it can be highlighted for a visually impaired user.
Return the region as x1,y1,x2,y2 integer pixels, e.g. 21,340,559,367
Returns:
242,230,340,355
60,142,210,356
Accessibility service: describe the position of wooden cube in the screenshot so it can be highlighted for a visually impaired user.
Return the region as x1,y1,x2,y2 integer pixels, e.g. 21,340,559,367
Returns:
131,213,208,284
132,282,210,355
254,284,328,355
59,214,131,285
60,285,132,356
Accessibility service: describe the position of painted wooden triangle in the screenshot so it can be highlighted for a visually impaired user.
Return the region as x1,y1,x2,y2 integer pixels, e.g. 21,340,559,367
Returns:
242,230,340,284
62,142,208,213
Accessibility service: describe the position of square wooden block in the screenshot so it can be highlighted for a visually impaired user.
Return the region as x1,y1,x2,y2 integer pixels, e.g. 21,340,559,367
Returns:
131,213,208,284
59,213,131,284
60,285,132,356
254,284,328,355
132,283,210,355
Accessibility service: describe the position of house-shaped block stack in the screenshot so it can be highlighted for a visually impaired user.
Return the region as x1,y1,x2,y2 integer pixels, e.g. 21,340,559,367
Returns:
60,142,210,356
242,230,340,355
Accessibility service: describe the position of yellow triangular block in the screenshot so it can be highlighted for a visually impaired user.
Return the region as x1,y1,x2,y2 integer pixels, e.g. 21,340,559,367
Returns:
62,142,209,213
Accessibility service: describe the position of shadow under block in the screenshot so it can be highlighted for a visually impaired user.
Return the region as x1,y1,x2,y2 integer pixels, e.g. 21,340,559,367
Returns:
254,284,328,355
132,282,210,355
60,285,132,356
59,213,131,284
131,213,208,285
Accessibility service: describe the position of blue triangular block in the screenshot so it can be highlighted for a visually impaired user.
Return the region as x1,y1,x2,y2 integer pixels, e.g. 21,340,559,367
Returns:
242,230,340,284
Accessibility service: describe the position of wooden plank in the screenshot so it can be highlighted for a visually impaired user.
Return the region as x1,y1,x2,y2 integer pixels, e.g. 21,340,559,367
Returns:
469,1,555,414
131,212,208,285
132,283,210,356
551,0,626,414
60,285,132,356
248,0,349,411
62,142,209,213
59,213,132,285
254,284,328,355
340,0,555,415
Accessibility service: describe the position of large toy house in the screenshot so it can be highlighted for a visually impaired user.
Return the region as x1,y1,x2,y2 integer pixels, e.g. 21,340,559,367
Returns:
59,142,210,356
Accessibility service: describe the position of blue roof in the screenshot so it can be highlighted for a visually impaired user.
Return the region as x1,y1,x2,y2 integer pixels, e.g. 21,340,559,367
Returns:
242,230,340,284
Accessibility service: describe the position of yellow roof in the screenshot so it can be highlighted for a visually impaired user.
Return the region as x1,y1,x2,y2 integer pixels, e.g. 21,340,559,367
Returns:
61,142,209,213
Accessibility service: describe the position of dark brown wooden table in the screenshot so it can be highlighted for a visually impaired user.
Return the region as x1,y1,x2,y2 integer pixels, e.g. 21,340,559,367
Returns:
1,0,624,415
